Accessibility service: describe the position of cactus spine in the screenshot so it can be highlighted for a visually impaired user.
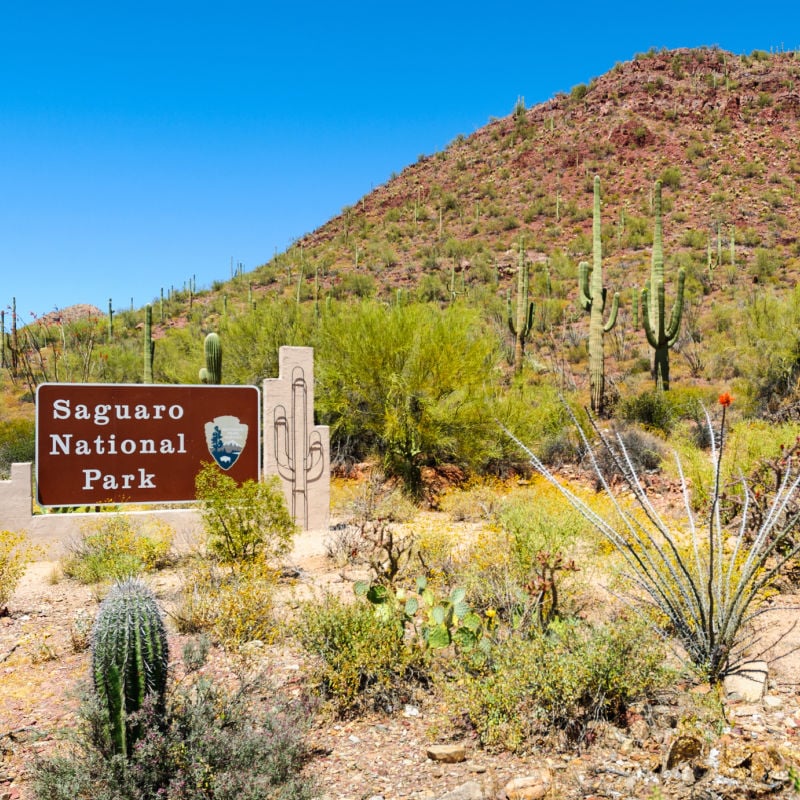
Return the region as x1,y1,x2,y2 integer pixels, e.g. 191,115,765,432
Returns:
641,180,685,391
91,578,169,757
578,175,619,414
199,331,222,384
143,304,154,383
507,238,535,375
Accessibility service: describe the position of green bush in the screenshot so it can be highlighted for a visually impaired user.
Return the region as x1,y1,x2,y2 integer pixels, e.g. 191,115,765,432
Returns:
449,616,666,751
62,516,173,584
618,389,674,434
33,673,317,800
0,529,40,608
194,463,295,564
313,301,500,492
297,594,426,714
0,418,35,478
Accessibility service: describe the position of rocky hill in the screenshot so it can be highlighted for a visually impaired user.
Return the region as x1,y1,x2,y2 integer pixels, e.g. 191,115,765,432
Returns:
252,47,800,310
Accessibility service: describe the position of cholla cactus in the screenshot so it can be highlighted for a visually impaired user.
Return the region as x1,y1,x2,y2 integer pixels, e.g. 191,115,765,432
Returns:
91,578,169,756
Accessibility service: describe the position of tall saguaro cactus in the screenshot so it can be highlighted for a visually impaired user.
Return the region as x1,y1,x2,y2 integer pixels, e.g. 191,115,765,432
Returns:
91,578,169,757
143,304,155,383
199,332,222,384
507,238,535,375
642,180,685,391
579,175,619,414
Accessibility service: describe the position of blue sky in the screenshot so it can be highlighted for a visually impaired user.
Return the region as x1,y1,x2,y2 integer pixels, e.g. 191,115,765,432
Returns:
1,1,798,322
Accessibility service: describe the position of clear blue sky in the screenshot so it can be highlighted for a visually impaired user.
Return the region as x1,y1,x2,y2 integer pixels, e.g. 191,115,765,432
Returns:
1,1,797,322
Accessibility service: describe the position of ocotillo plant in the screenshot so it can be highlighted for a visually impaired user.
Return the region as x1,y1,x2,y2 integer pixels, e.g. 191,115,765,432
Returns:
0,310,5,369
642,180,685,391
199,331,222,384
107,298,113,343
91,578,169,757
507,238,535,375
578,176,619,414
143,304,155,384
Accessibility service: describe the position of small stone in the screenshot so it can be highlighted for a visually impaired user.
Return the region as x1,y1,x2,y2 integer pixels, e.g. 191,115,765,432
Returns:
504,771,553,800
404,704,420,716
664,734,703,770
426,744,467,763
680,765,696,786
469,763,487,773
724,661,768,703
436,781,483,800
764,695,783,710
348,734,361,743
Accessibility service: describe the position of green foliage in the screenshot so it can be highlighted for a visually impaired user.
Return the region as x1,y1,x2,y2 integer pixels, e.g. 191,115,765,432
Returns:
0,417,35,478
450,616,665,751
355,575,493,657
170,557,280,649
33,672,317,800
297,594,426,714
194,463,295,564
0,529,40,608
91,578,169,757
62,516,174,584
314,301,499,491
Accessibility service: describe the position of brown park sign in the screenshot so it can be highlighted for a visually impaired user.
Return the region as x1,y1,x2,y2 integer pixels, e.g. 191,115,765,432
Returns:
36,383,260,506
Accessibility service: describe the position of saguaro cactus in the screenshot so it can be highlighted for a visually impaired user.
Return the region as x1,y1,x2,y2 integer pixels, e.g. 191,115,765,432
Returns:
143,304,155,383
91,578,169,757
642,180,685,391
578,176,619,414
199,331,222,384
507,238,535,375
107,298,114,343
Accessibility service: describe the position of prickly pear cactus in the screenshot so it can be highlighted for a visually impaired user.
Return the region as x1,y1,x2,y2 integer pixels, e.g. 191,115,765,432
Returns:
91,578,169,756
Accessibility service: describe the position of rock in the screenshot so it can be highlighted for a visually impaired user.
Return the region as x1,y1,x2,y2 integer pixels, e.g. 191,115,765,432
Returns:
763,695,783,710
724,661,768,703
503,770,553,799
664,734,704,770
436,781,484,800
427,744,467,763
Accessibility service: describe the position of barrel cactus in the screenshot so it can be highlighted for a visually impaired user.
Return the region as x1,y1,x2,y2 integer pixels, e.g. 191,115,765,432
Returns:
91,578,169,756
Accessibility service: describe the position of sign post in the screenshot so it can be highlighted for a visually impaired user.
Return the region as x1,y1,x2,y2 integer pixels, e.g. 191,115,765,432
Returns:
36,383,260,506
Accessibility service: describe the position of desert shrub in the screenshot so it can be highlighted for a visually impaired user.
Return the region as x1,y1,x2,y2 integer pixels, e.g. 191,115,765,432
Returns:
194,463,295,564
0,529,39,609
297,594,426,714
458,482,585,634
313,301,500,493
591,425,664,480
438,482,504,522
0,417,35,478
33,673,317,800
449,616,666,751
170,557,279,649
61,516,173,584
618,389,674,434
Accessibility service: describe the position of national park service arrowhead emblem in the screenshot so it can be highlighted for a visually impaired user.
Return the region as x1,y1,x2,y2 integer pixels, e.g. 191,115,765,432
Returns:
204,415,248,470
